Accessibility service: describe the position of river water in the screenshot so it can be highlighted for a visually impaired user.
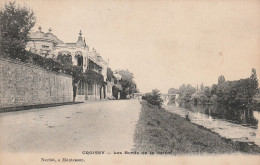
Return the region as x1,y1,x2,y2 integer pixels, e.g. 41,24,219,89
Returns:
164,100,260,146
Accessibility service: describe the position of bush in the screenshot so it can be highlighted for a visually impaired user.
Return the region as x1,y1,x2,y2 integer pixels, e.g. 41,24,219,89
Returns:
142,89,163,107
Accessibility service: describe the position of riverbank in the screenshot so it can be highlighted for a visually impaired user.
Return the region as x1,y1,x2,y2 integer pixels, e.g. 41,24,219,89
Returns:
133,100,260,154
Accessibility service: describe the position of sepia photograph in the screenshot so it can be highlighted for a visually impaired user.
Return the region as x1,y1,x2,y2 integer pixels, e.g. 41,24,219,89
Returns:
0,0,260,164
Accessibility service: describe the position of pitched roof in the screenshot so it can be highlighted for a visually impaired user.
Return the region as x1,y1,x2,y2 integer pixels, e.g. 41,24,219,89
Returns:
64,43,76,47
29,30,64,44
97,55,106,64
89,51,99,61
58,31,88,48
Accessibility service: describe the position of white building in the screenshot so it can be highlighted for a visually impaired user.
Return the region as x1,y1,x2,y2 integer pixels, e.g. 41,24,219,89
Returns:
26,27,108,102
106,68,122,99
26,26,63,58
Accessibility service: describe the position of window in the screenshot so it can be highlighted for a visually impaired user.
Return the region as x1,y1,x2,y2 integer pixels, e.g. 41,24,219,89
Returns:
75,51,83,66
40,50,50,57
42,45,49,48
77,56,83,66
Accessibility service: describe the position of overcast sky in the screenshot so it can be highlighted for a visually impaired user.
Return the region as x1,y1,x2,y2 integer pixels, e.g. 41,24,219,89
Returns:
4,0,260,93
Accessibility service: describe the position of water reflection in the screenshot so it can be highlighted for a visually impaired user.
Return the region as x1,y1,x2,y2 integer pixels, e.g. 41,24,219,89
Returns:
165,99,260,146
179,102,258,128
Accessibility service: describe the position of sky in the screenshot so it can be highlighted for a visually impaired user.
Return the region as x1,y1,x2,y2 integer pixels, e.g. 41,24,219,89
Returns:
2,0,260,93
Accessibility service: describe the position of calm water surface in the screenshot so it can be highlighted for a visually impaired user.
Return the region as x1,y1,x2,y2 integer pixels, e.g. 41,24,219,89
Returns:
164,100,260,146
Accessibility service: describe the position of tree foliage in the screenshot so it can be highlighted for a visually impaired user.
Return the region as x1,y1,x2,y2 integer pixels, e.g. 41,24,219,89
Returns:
168,88,179,94
178,84,196,102
172,68,259,107
107,68,115,81
142,89,163,107
85,69,104,85
249,68,259,98
0,1,36,56
218,75,226,85
115,69,138,99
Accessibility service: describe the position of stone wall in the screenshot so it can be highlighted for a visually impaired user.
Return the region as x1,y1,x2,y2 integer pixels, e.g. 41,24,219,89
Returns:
0,57,73,108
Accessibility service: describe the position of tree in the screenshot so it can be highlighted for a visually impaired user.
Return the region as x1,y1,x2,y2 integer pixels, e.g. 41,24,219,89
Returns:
178,84,196,102
0,1,36,56
142,89,163,107
218,75,226,85
210,94,218,104
211,84,218,95
183,85,196,102
204,86,211,98
249,68,259,101
190,87,211,105
115,69,137,99
115,69,134,82
170,69,258,107
168,88,179,94
107,68,115,81
200,83,204,91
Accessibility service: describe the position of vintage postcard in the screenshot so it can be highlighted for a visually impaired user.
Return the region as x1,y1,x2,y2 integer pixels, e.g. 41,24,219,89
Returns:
0,0,260,164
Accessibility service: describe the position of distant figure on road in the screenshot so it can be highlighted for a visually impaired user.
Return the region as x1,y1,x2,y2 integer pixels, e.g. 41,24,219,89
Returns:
73,85,77,102
185,111,190,121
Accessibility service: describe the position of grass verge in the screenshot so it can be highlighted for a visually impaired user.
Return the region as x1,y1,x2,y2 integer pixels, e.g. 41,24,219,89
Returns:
133,100,260,155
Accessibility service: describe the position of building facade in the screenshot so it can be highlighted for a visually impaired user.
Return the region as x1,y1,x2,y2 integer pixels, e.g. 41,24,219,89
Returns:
106,68,122,99
26,27,108,102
